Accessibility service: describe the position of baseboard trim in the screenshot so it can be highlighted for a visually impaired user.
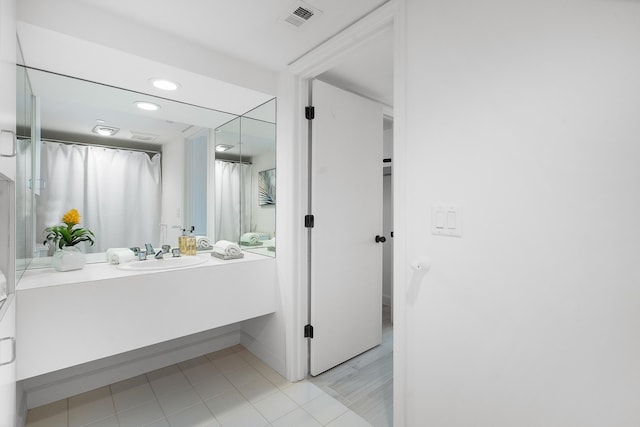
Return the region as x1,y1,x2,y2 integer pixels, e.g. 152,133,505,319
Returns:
240,330,286,377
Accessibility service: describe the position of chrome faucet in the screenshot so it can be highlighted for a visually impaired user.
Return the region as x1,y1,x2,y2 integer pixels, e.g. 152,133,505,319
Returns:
154,250,164,260
144,243,155,255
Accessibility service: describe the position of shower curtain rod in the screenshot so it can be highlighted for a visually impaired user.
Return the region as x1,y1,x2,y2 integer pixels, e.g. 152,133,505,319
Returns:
18,136,162,155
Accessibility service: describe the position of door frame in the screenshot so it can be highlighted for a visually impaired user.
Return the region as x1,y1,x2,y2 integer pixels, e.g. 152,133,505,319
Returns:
283,1,407,425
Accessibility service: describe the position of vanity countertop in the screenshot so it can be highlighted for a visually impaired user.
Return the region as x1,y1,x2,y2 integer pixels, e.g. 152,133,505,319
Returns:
16,250,278,380
17,251,272,291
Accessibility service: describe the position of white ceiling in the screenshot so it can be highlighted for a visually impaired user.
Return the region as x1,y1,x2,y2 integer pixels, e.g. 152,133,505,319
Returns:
66,0,394,106
74,0,390,72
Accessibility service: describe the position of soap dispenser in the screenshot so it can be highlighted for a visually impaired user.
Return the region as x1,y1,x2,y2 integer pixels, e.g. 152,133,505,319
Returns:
186,226,197,255
178,228,188,255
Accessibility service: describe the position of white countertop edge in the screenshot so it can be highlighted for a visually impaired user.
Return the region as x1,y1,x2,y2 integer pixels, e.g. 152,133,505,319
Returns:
17,251,273,291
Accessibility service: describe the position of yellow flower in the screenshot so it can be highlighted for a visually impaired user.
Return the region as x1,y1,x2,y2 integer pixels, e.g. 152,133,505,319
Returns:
44,208,95,250
62,208,81,226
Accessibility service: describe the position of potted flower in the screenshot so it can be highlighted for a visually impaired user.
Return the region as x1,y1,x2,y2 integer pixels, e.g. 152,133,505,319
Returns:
44,209,95,271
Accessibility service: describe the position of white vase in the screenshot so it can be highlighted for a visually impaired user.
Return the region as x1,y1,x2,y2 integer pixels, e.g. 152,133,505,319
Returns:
52,246,86,272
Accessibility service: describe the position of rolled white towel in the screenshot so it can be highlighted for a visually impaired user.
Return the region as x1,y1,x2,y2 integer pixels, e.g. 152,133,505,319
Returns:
213,240,242,257
196,236,211,249
240,232,261,245
106,248,128,262
106,248,136,264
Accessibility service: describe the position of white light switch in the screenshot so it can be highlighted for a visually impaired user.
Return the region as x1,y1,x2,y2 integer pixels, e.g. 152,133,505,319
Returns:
447,211,456,229
432,206,463,237
435,211,445,229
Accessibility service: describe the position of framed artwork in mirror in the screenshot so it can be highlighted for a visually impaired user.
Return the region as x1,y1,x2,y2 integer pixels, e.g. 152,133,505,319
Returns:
258,168,276,206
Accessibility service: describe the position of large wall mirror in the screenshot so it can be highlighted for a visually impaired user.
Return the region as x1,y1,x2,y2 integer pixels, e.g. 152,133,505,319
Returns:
15,65,276,281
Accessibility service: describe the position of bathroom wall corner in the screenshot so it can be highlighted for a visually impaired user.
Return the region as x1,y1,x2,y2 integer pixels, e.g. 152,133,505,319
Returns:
15,381,27,427
240,313,287,377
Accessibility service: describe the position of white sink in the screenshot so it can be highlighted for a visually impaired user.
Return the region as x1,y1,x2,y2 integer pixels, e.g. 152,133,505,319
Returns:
116,255,208,271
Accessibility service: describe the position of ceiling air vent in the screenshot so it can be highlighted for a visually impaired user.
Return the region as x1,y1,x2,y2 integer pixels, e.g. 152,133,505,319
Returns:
282,1,322,30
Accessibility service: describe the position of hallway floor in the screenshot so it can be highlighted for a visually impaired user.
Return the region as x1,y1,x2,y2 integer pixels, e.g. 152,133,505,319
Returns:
25,345,372,427
309,305,393,427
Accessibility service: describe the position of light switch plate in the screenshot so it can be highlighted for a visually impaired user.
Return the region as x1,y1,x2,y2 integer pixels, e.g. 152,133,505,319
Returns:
431,206,463,237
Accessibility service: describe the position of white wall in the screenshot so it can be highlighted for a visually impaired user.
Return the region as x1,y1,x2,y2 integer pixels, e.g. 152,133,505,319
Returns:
401,1,640,426
16,0,276,97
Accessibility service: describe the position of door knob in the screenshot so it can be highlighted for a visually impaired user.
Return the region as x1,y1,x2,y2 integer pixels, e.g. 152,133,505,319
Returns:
375,235,386,243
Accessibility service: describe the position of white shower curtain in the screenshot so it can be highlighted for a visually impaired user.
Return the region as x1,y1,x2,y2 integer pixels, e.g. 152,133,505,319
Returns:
38,141,162,253
214,160,252,242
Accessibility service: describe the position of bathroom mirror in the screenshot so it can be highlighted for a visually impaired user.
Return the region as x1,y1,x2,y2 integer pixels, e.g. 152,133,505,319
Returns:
184,98,276,257
237,100,276,256
15,65,276,277
15,64,34,282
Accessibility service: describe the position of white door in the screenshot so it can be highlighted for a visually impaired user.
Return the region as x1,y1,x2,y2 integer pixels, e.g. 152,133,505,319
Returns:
309,79,384,375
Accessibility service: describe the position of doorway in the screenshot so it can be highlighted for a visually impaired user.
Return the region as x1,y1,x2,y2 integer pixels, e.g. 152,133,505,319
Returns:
305,98,393,424
284,1,398,418
295,7,395,424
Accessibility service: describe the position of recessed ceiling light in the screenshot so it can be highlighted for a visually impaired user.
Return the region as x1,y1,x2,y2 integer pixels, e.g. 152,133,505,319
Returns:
135,101,161,111
215,144,234,152
150,78,180,91
92,125,119,136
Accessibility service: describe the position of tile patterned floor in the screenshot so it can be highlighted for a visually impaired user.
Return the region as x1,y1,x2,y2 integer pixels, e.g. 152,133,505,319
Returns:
309,305,393,427
26,345,372,427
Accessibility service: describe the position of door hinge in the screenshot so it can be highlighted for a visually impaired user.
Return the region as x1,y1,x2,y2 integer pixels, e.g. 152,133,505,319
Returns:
304,324,314,338
305,106,315,120
304,214,314,228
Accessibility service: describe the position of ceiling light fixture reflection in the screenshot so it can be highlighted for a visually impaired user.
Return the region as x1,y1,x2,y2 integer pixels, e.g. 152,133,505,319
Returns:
215,144,234,152
150,78,180,91
135,101,161,111
92,125,119,136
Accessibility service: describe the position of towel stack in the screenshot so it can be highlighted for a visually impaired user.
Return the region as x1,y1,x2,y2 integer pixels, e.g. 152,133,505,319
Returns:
106,248,136,264
240,232,262,246
212,240,244,260
266,237,276,252
196,236,212,250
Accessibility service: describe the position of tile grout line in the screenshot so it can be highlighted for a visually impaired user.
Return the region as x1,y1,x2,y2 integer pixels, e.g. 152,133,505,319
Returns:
27,344,374,427
175,355,222,426
107,384,118,427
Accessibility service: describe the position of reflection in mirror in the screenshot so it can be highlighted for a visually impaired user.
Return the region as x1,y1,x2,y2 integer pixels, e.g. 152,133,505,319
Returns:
212,116,246,242
185,98,277,256
15,65,276,276
206,99,276,257
239,100,276,256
